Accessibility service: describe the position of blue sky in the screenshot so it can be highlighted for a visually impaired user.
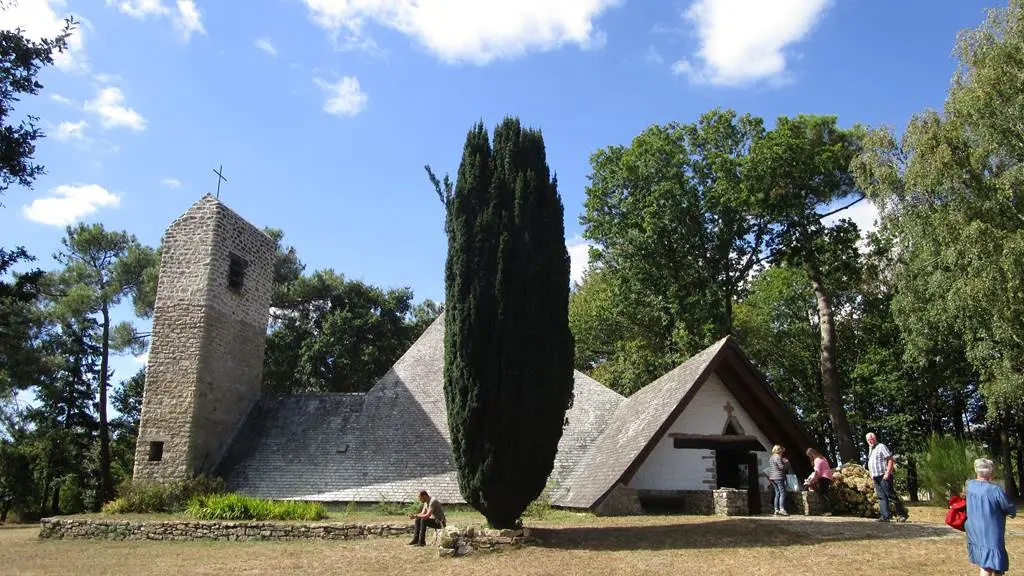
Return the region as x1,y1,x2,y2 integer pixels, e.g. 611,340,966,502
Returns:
0,0,1000,390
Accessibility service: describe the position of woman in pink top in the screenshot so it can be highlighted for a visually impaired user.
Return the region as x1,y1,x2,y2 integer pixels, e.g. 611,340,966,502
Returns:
804,448,834,516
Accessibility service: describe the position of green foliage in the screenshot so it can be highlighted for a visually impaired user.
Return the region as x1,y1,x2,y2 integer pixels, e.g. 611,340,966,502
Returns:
47,223,159,503
917,434,981,499
437,117,574,529
264,266,442,393
342,500,358,516
745,114,866,463
185,493,327,521
0,439,33,522
577,110,767,394
854,1,1024,412
110,368,145,484
576,109,864,461
103,476,227,514
733,265,833,446
0,247,45,398
0,13,75,201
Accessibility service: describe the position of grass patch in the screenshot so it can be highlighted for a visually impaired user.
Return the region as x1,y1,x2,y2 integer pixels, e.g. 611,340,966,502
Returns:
7,506,1022,575
186,494,327,521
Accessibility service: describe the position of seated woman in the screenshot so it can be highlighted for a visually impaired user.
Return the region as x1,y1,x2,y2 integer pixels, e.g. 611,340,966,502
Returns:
966,458,1017,576
803,448,834,516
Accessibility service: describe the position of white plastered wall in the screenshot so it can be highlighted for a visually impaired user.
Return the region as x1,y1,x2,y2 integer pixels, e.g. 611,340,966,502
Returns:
628,371,773,491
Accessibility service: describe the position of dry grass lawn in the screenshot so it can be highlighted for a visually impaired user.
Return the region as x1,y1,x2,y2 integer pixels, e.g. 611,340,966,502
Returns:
3,505,1023,575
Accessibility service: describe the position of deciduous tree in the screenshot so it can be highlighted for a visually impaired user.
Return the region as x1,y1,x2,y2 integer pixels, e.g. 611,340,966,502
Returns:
578,110,767,393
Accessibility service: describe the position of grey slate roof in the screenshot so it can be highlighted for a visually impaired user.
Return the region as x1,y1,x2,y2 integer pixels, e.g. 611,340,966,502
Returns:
219,314,626,503
552,337,730,509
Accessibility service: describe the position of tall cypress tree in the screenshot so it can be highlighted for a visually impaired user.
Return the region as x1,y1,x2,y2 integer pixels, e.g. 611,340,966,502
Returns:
436,117,574,528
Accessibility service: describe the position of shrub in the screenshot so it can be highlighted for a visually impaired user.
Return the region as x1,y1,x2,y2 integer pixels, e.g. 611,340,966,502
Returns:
186,493,327,521
917,434,982,499
103,475,227,514
342,501,358,516
830,464,880,518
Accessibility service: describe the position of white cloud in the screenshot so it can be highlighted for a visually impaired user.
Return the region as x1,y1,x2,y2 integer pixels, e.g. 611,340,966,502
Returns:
161,178,182,188
822,197,880,238
314,76,368,117
105,0,204,40
299,0,623,65
84,87,146,131
133,352,150,365
672,0,830,86
51,93,74,105
173,0,205,40
255,37,278,56
0,0,88,72
110,0,169,18
54,120,88,141
566,236,593,286
22,184,121,226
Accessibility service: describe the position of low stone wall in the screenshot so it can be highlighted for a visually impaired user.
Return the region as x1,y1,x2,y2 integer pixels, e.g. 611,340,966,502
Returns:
636,489,714,515
593,483,643,516
39,518,413,542
437,526,532,557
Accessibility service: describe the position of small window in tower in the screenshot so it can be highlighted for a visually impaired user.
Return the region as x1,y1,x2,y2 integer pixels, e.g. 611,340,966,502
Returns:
227,253,247,291
148,441,164,462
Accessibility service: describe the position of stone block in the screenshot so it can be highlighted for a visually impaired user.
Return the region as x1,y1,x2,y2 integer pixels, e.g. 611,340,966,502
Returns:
713,488,748,516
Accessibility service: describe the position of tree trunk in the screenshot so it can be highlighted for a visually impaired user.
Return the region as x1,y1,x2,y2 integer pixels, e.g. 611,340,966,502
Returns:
50,485,60,515
98,305,113,504
806,263,858,464
724,290,734,335
0,504,8,523
1000,412,1018,498
1016,447,1024,500
907,455,919,503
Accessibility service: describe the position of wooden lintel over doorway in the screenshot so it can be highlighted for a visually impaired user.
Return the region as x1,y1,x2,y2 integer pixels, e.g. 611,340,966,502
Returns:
669,434,766,452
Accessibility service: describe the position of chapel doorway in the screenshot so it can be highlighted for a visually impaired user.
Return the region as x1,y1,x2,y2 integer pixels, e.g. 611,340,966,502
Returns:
715,450,761,514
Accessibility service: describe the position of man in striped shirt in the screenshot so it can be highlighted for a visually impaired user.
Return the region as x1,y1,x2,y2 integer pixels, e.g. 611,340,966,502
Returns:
866,432,909,522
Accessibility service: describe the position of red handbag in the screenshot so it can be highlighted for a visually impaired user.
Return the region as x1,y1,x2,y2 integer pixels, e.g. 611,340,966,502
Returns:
946,495,967,531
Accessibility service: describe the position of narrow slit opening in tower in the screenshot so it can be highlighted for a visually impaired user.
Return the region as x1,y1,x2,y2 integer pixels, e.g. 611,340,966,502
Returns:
148,441,164,462
227,253,247,291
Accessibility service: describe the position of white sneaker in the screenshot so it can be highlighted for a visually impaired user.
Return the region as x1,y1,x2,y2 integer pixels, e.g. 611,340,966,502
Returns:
778,510,790,516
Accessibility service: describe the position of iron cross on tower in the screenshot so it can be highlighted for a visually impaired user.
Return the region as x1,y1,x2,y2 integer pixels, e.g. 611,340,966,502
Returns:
213,165,227,199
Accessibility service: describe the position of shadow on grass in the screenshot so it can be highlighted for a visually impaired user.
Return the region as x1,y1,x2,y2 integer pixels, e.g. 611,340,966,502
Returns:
529,517,957,551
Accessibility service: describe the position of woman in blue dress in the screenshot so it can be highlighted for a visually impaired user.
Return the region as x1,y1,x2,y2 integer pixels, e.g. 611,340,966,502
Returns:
966,458,1017,576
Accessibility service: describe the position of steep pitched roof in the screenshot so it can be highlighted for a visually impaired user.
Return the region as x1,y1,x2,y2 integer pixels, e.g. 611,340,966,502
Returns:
219,314,625,503
553,338,729,508
554,335,819,509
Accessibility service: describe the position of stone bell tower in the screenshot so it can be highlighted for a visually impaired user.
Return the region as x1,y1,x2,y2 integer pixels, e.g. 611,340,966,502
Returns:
133,194,275,481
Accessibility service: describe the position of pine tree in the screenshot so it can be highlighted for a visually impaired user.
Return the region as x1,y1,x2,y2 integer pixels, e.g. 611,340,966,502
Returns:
436,117,574,528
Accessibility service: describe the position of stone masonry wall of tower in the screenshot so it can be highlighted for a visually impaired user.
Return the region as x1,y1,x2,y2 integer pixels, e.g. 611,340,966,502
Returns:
133,195,275,481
